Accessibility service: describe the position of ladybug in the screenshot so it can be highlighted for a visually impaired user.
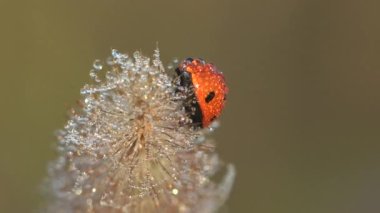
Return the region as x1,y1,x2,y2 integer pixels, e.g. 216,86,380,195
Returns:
175,58,228,128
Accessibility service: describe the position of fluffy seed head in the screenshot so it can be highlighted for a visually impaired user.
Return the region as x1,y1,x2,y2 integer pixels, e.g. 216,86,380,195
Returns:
45,49,235,213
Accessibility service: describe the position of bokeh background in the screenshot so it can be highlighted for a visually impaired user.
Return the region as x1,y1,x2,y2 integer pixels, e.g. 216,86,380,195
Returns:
1,0,380,212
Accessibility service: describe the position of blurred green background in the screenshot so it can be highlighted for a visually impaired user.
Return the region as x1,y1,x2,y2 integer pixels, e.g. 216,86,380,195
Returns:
1,0,380,212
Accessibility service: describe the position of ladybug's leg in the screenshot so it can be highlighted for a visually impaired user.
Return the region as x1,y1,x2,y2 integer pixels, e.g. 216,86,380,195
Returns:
187,100,203,128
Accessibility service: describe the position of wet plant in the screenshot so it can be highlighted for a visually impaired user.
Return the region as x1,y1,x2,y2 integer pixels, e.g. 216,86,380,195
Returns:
45,49,235,213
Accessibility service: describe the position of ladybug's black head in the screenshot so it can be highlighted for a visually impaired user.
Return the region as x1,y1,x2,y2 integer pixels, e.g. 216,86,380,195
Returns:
175,67,192,88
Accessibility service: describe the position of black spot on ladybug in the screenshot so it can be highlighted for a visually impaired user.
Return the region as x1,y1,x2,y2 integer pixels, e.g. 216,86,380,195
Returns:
205,91,215,103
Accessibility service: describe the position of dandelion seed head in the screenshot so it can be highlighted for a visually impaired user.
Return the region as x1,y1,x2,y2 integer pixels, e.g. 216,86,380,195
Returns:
45,49,235,213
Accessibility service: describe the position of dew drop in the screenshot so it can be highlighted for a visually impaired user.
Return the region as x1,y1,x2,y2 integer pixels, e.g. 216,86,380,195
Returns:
89,70,101,83
209,120,220,131
153,48,161,67
74,188,82,195
111,49,121,58
195,135,206,144
133,51,141,60
93,59,103,70
84,97,91,104
172,188,179,195
199,176,207,184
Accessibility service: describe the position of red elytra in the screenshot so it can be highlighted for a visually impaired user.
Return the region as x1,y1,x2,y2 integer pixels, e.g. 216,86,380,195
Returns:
176,58,228,128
